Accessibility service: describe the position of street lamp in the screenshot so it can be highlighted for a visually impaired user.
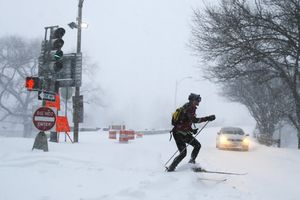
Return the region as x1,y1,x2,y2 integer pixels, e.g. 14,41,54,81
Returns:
80,22,89,29
174,76,193,108
68,21,89,29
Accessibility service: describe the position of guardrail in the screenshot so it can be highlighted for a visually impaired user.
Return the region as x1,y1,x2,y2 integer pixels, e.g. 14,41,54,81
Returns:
137,130,170,135
70,127,101,132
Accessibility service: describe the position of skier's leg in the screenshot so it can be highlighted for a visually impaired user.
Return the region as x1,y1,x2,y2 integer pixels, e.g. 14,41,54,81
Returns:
184,134,201,163
167,133,186,171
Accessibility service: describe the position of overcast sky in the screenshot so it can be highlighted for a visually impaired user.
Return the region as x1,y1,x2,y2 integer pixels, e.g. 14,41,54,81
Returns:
1,0,255,130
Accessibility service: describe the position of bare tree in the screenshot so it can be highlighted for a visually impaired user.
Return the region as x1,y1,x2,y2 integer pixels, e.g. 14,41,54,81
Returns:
191,0,300,148
0,36,40,137
81,56,105,107
222,76,285,145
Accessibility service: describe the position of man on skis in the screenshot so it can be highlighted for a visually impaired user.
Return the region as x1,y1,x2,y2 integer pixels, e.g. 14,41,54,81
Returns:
167,93,215,172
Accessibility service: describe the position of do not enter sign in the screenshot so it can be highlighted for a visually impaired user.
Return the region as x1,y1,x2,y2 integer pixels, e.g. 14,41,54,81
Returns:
33,107,56,131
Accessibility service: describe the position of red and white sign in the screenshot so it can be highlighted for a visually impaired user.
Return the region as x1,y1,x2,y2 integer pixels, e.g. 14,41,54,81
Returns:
33,107,56,131
45,94,60,110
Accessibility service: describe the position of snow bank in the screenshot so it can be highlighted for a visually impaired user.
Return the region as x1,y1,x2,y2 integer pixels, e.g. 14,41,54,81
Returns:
0,126,299,200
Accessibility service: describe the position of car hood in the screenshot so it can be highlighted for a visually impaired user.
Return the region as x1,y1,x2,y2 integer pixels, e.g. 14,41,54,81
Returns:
221,134,246,139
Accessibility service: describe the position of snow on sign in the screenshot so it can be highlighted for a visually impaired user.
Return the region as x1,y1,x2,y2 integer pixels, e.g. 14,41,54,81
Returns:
33,107,56,131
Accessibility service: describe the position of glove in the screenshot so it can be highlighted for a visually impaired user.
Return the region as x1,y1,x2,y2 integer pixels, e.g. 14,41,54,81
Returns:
205,115,216,121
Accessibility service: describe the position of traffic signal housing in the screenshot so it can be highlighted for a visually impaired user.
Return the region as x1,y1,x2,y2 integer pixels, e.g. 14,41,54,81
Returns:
25,77,40,91
25,77,58,93
48,27,65,73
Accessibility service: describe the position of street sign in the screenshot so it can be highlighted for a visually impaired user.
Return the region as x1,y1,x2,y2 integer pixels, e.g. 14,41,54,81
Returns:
33,107,56,131
56,53,82,87
56,116,70,132
72,95,84,123
45,94,60,110
38,91,56,101
60,87,74,100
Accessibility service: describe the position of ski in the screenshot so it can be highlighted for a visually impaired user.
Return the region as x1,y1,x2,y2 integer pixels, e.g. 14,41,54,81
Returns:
192,167,247,175
198,177,227,182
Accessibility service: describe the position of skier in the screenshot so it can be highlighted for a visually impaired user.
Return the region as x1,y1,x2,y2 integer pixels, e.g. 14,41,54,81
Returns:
167,93,215,172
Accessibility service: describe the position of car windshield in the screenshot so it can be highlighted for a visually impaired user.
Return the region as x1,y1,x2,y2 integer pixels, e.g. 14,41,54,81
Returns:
222,128,244,135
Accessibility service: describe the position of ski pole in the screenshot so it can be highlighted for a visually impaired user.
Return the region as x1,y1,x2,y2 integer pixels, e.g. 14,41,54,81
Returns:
164,121,210,168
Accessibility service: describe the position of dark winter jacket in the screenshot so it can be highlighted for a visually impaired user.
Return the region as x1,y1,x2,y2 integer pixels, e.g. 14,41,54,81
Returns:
174,102,206,132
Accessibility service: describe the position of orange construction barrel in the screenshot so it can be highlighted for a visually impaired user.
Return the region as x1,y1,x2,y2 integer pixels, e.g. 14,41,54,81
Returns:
136,132,143,138
127,130,135,140
109,130,117,139
119,130,129,143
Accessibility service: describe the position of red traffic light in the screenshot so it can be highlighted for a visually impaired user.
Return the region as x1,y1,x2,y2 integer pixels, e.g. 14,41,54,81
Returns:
26,79,35,90
25,77,40,91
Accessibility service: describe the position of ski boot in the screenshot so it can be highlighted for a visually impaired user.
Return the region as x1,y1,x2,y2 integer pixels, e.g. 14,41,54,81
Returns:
188,158,196,164
166,162,178,172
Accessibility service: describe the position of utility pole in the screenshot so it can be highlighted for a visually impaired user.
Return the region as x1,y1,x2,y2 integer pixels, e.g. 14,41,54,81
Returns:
73,0,84,143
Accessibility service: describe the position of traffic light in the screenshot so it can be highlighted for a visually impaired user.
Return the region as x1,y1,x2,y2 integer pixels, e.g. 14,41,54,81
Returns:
25,77,58,93
47,27,65,73
25,77,40,91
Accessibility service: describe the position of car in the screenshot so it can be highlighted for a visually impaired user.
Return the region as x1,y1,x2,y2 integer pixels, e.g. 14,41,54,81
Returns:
216,127,250,151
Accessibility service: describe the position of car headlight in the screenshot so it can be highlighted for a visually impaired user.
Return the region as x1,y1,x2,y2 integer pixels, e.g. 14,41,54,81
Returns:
220,135,228,144
243,138,249,144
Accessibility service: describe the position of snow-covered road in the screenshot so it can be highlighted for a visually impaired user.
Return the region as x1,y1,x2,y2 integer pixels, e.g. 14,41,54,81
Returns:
0,126,299,200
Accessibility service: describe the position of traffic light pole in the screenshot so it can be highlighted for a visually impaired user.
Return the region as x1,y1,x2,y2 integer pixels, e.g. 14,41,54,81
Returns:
73,0,84,143
40,26,65,143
